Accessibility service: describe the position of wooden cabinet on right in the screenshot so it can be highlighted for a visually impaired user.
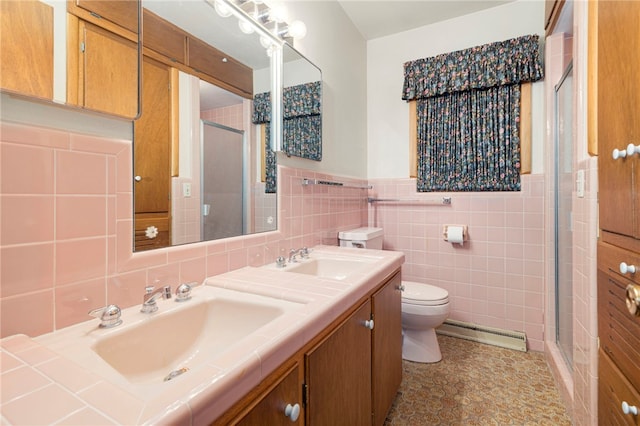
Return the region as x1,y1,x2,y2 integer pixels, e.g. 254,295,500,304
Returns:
597,1,640,424
597,0,640,239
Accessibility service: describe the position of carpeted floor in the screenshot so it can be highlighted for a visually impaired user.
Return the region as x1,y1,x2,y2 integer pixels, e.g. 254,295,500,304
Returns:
384,335,572,425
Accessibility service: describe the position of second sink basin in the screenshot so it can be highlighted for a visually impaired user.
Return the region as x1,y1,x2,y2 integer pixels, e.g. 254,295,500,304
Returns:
285,257,373,280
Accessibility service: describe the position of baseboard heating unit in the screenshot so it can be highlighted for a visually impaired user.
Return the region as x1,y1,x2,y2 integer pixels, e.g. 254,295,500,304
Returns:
437,319,527,352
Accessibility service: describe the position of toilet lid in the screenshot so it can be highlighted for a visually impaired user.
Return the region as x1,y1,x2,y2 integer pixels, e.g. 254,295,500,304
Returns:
402,281,449,306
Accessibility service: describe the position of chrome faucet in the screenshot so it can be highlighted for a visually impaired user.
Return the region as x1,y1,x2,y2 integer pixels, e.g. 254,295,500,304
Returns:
141,285,172,313
288,247,310,263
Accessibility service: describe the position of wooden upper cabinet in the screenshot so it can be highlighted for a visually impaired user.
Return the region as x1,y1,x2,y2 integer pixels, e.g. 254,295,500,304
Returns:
597,0,640,239
143,9,187,64
74,0,138,33
188,36,253,97
0,1,54,100
75,21,139,118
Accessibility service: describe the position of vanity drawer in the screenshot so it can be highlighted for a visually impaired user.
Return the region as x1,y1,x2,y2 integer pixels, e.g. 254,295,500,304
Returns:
598,267,640,390
599,241,640,286
599,350,640,426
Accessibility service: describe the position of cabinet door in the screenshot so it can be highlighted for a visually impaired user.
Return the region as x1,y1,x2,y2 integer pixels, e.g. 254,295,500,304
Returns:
76,21,139,118
306,300,372,425
0,1,53,100
599,349,640,426
235,364,303,426
597,0,640,238
372,273,403,426
75,0,138,33
134,55,172,214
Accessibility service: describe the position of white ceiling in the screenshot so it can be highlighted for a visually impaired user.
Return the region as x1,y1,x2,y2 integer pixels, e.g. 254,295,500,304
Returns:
336,0,514,40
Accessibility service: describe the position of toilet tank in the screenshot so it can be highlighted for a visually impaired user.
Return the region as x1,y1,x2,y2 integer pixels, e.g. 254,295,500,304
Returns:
338,227,384,249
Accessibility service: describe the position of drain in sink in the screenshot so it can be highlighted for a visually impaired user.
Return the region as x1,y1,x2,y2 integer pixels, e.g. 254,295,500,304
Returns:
164,367,189,381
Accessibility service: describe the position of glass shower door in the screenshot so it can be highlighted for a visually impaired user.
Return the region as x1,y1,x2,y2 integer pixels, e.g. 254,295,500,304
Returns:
554,63,573,370
201,120,246,241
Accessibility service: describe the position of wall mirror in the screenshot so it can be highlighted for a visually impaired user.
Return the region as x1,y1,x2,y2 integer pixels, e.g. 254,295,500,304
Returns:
0,0,141,119
133,0,277,251
282,43,323,161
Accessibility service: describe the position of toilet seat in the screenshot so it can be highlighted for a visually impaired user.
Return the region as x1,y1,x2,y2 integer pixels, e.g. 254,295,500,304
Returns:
402,281,449,306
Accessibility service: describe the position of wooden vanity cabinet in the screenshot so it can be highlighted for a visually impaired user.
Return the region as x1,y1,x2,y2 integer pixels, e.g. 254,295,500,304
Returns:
235,363,304,426
305,299,373,425
0,1,54,100
371,272,403,426
215,270,403,425
596,1,640,424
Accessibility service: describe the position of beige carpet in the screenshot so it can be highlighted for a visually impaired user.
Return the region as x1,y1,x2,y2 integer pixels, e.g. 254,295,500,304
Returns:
384,335,572,425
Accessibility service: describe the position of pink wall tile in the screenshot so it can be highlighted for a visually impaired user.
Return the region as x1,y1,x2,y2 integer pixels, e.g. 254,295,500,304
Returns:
55,238,107,285
1,290,54,337
1,143,54,194
56,151,107,195
1,196,54,244
1,244,54,297
56,196,107,239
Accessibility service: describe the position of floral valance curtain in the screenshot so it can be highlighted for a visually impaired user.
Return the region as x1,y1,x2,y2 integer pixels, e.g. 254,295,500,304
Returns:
403,35,543,192
253,81,322,193
402,34,543,101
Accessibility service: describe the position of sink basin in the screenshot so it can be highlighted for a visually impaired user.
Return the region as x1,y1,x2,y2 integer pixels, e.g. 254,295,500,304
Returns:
271,250,383,281
36,286,304,395
93,295,293,384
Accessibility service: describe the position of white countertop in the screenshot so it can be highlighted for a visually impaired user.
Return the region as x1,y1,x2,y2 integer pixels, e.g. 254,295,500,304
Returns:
0,246,404,425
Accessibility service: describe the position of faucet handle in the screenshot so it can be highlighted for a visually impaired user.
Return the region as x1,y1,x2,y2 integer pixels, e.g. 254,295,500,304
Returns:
88,304,122,328
175,282,194,302
276,256,287,268
300,247,311,258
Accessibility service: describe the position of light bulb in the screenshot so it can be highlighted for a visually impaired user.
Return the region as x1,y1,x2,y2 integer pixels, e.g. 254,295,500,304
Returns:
268,4,286,23
260,35,273,49
238,19,255,34
214,0,232,18
287,20,307,39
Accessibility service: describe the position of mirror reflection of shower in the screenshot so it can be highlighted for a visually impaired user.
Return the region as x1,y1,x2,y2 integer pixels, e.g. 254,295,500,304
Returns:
201,120,247,241
554,61,574,371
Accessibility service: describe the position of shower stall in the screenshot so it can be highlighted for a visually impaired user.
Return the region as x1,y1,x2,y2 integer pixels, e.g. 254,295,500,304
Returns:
554,62,574,370
200,120,247,242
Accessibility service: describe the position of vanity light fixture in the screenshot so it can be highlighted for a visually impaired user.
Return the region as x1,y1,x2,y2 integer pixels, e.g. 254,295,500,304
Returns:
210,0,307,42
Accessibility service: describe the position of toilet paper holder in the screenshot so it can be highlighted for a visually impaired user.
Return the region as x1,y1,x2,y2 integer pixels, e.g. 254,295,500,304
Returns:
442,225,468,244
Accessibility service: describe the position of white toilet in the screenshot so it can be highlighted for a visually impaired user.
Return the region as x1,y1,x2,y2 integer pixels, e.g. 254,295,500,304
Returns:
338,227,450,363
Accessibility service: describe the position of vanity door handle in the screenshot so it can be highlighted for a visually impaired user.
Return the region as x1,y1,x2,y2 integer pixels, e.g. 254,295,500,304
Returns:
134,175,142,182
627,143,640,157
622,401,638,416
620,262,637,275
284,403,300,421
364,319,374,330
613,148,628,160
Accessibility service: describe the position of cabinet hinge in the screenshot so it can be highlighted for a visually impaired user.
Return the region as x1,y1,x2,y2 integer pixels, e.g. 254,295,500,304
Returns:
302,383,308,408
80,42,85,53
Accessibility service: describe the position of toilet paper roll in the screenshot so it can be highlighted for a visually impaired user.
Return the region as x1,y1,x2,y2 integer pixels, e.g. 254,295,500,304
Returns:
446,226,464,245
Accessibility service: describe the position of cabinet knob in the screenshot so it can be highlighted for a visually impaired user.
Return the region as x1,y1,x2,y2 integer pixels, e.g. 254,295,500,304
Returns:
622,401,638,416
134,175,142,182
284,403,300,422
627,143,640,157
619,262,637,274
364,319,374,330
612,148,628,160
397,284,405,291
626,284,640,317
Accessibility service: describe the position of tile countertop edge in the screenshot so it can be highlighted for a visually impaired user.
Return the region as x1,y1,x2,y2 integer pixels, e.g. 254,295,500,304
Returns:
1,248,405,425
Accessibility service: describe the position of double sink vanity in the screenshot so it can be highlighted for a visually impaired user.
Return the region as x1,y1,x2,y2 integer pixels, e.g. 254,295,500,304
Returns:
1,246,404,425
